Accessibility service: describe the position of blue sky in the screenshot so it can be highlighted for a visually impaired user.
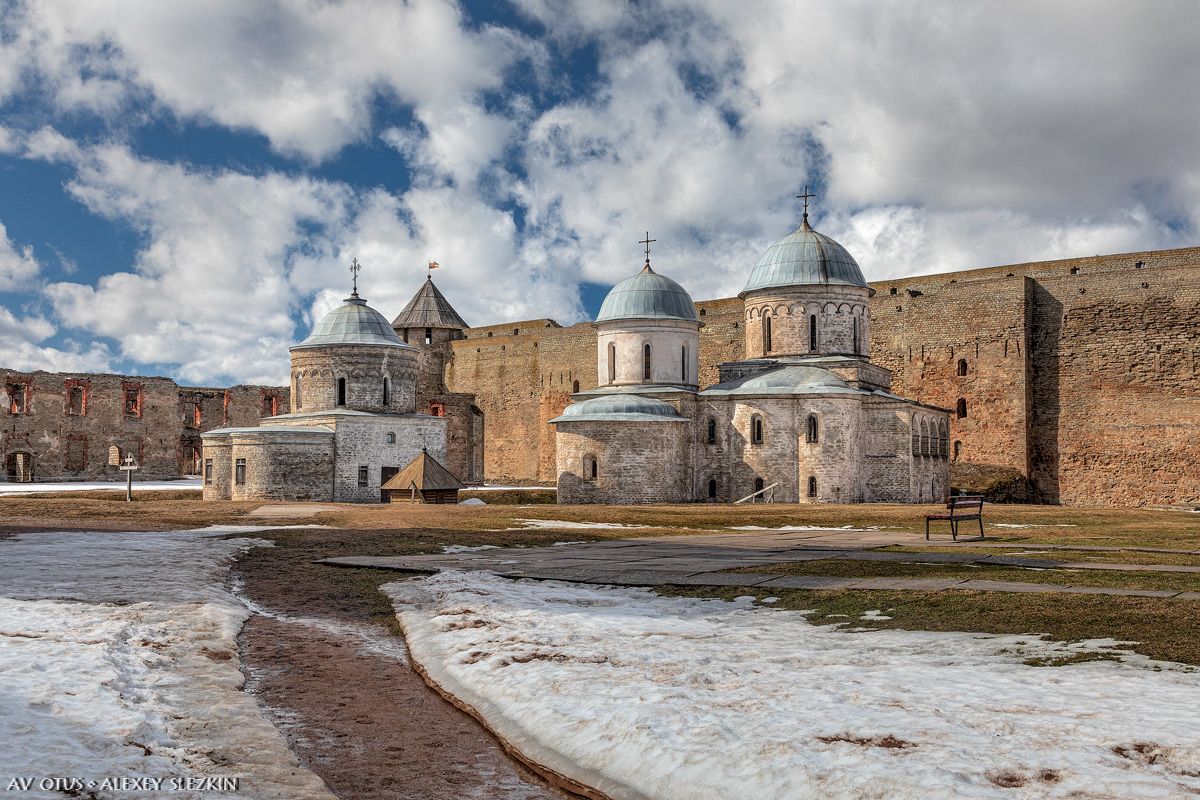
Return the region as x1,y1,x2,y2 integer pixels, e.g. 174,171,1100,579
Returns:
0,0,1197,385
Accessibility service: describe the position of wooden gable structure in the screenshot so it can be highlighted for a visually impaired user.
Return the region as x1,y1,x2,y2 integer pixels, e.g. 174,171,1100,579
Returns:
382,450,465,504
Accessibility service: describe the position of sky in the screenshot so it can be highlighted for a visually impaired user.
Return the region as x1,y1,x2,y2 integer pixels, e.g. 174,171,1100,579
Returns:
0,0,1197,386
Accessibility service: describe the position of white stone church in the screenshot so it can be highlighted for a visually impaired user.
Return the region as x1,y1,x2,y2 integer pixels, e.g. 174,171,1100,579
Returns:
551,211,950,504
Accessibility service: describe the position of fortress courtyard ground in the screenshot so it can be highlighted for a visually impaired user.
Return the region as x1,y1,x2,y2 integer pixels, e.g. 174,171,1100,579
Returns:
2,491,1198,798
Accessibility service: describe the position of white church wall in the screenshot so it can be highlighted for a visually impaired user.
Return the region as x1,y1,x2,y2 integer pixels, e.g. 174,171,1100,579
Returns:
596,320,700,389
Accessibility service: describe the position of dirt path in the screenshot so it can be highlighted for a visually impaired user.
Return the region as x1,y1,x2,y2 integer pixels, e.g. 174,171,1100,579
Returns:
235,565,569,800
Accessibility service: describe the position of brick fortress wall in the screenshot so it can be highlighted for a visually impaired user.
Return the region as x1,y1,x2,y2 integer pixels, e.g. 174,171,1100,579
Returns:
444,246,1200,507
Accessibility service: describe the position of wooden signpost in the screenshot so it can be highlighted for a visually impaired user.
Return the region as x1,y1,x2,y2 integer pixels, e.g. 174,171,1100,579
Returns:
119,454,139,502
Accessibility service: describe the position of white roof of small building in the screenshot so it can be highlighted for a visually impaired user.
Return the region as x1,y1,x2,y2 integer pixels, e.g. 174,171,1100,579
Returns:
702,365,859,397
550,394,688,423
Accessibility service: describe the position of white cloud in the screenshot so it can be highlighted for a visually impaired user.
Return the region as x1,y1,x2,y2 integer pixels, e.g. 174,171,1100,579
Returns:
0,306,111,373
2,0,528,160
0,222,40,291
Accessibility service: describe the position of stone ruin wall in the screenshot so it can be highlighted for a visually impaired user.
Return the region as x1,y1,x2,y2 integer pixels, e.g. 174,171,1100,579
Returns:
444,246,1200,507
1,370,288,481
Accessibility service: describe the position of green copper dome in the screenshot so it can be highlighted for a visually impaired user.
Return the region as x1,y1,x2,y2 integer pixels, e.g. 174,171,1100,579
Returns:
291,296,413,350
742,218,873,296
596,264,699,323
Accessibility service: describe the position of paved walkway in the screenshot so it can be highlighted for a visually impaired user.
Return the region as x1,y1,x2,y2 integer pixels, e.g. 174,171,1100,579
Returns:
323,529,1200,600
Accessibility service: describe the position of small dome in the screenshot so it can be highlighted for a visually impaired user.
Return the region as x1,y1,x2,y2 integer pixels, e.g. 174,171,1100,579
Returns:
702,365,856,396
550,394,687,423
596,264,699,323
291,296,412,350
742,219,873,296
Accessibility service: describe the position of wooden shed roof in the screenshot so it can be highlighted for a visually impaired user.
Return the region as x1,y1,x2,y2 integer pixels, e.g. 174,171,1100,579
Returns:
382,450,465,492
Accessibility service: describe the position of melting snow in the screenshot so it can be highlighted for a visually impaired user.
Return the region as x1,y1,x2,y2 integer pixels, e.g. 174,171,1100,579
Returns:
387,571,1200,800
442,544,502,554
505,519,650,530
0,526,333,799
729,524,899,532
0,478,203,495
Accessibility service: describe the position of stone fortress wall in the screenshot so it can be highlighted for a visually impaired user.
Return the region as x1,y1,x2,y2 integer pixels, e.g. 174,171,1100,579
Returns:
5,244,1198,505
446,245,1200,508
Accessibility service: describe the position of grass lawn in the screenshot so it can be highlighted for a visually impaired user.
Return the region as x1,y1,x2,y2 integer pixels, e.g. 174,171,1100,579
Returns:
732,558,1200,592
653,584,1200,666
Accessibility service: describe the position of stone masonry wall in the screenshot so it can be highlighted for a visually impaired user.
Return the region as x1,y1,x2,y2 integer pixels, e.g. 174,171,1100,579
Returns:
446,245,1200,507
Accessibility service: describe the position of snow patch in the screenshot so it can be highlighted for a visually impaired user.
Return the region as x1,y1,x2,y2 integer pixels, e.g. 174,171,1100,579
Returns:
0,478,203,495
0,528,333,798
729,524,900,532
442,544,502,554
504,519,651,531
386,571,1200,800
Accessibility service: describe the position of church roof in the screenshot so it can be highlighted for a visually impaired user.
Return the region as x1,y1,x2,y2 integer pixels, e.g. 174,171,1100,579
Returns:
291,296,412,350
596,264,700,323
382,450,465,491
391,276,469,330
742,218,873,296
701,365,858,397
550,394,688,423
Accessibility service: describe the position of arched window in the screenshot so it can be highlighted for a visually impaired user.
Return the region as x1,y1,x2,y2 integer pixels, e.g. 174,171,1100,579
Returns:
707,479,717,499
751,415,764,445
957,358,968,376
706,418,716,444
806,414,818,443
336,377,347,406
295,375,303,409
607,343,616,382
382,376,390,406
583,454,598,480
808,476,817,498
643,343,651,380
920,419,930,456
681,345,688,382
809,314,818,352
953,440,962,461
754,477,764,493
424,327,433,345
572,380,580,393
938,420,949,458
852,316,859,354
911,422,920,456
763,314,772,352
385,432,396,444
956,398,967,419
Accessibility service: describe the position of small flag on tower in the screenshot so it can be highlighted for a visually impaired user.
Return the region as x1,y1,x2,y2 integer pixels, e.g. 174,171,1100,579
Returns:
427,260,440,270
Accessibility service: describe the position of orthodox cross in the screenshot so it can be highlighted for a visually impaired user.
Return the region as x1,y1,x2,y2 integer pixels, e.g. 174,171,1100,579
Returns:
639,231,656,268
349,257,361,297
796,185,816,224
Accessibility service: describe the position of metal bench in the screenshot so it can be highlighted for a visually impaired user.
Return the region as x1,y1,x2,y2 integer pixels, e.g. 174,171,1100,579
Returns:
925,495,984,541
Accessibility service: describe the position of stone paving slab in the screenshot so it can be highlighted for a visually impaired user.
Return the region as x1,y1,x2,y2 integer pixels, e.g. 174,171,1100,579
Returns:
848,577,971,591
956,580,1069,593
585,570,708,586
1059,562,1200,574
496,567,614,582
758,576,864,590
1057,586,1181,598
1175,592,1200,600
666,571,780,587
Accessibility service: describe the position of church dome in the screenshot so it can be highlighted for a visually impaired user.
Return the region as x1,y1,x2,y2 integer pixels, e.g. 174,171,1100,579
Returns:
596,264,699,323
291,295,412,350
550,394,687,423
742,218,873,296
